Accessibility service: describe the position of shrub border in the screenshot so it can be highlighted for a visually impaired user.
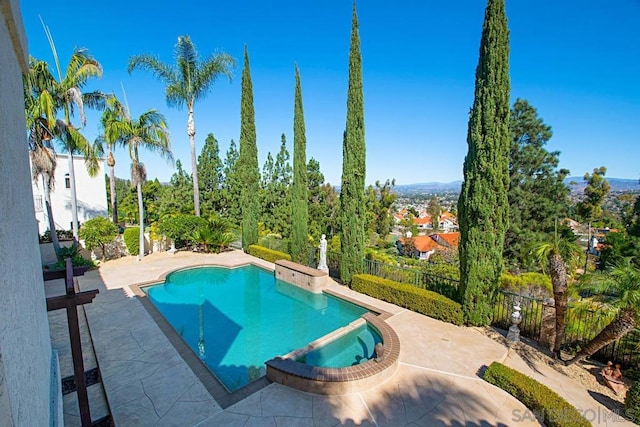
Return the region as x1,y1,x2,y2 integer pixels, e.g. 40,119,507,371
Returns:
483,362,590,427
247,244,292,263
351,273,463,325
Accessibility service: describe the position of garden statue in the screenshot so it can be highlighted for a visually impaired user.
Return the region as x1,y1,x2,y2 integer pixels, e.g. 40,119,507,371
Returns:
318,234,328,273
506,295,523,343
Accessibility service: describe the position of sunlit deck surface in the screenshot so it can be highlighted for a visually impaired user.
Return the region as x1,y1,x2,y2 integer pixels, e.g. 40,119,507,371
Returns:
48,250,633,426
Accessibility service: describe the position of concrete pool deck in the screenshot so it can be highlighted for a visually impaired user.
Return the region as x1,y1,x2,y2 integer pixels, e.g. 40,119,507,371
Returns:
65,250,632,426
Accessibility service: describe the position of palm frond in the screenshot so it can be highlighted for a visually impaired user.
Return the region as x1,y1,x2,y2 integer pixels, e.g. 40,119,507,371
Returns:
39,17,63,81
175,36,198,66
83,91,107,111
165,83,188,109
193,53,235,102
128,54,177,85
66,87,86,126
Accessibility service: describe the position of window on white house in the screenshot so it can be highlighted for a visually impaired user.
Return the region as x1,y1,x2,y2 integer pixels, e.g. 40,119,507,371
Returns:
34,196,43,212
65,173,70,189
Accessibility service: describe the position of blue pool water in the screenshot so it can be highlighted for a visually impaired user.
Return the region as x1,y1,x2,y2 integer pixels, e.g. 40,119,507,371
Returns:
298,325,382,368
146,265,367,391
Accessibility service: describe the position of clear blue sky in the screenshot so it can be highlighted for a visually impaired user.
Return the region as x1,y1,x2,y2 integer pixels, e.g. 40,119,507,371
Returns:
20,0,640,186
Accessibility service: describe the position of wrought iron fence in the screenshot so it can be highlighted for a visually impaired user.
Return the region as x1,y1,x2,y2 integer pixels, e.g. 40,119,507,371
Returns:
362,258,460,302
492,290,640,368
300,245,640,367
492,291,544,342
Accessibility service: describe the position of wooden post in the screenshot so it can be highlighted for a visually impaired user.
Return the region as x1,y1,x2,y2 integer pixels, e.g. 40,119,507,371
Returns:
45,258,98,427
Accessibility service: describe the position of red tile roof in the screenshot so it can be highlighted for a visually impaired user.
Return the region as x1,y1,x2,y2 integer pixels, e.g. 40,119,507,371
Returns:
436,232,460,248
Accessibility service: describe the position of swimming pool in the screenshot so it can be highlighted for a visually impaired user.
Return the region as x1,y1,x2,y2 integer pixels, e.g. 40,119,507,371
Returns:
145,264,368,391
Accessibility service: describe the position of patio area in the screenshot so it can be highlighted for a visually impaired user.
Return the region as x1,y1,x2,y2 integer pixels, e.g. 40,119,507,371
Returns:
49,250,634,426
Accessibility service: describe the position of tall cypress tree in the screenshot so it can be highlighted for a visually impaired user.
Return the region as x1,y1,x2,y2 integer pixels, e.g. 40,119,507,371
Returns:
197,132,224,215
239,46,260,249
457,0,511,325
221,139,241,224
340,4,366,283
291,65,309,263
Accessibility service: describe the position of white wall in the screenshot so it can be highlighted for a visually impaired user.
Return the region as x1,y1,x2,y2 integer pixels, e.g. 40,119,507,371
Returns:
33,154,108,234
0,1,58,425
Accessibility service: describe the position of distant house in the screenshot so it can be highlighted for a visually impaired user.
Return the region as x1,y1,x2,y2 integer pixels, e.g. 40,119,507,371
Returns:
414,216,432,230
393,209,408,223
396,232,460,260
438,211,459,232
31,154,108,234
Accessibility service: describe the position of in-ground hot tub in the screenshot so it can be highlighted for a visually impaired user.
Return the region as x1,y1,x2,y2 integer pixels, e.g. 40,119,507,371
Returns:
266,310,400,395
297,320,382,368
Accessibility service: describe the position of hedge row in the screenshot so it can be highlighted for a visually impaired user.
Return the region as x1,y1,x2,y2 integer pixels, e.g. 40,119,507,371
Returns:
351,274,463,325
123,227,140,256
247,244,292,263
483,362,590,427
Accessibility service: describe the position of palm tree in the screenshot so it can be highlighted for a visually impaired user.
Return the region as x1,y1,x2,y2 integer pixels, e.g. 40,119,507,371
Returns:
24,57,61,253
40,21,105,240
565,262,640,366
128,36,235,217
114,109,172,261
533,221,582,358
96,96,127,224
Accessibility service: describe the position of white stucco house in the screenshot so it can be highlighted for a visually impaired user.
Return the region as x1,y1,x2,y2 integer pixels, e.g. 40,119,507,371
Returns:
32,154,108,235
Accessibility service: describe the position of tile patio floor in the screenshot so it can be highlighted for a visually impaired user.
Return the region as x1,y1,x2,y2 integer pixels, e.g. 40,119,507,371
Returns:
53,250,633,426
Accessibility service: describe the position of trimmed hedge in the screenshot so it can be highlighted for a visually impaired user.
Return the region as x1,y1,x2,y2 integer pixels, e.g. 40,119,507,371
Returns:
351,274,463,325
247,244,292,263
123,227,140,256
483,362,590,427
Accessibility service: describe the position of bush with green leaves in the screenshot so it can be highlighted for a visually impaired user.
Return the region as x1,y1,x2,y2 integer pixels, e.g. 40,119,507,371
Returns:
351,274,463,325
40,229,74,243
53,255,95,270
79,217,118,261
247,245,291,263
626,381,640,422
483,362,590,427
53,243,95,269
158,214,209,249
500,272,552,297
56,243,80,261
190,216,234,253
123,227,140,256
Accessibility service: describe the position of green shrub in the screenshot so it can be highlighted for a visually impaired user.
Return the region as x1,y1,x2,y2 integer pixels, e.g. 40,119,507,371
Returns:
258,234,290,253
500,273,523,290
57,243,80,261
351,274,463,325
190,216,234,253
500,272,552,297
483,362,590,427
365,248,396,264
53,255,95,270
123,227,140,256
158,214,209,249
79,217,118,261
40,229,74,243
626,381,640,422
247,245,292,263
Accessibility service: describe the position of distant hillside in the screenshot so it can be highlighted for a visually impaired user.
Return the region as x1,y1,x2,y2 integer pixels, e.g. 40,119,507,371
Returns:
394,181,463,195
393,177,638,196
565,177,639,193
